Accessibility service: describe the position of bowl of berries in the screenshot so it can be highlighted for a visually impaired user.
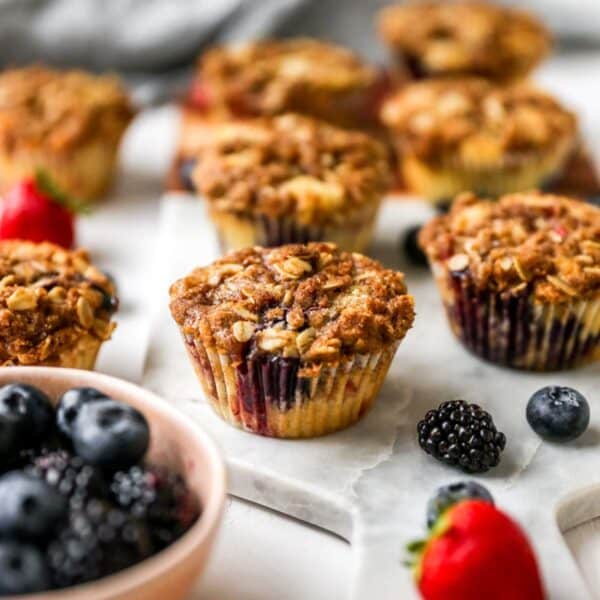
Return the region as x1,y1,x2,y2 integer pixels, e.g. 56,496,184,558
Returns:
0,367,226,598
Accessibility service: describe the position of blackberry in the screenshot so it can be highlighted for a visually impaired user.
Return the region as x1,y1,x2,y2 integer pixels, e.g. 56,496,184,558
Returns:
110,465,199,550
26,450,108,510
417,400,506,473
46,498,152,588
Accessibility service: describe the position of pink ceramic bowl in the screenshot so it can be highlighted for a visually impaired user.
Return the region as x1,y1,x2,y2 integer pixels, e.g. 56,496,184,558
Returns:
0,367,226,600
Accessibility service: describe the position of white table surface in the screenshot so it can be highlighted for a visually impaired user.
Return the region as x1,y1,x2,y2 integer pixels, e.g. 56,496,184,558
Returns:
79,50,600,599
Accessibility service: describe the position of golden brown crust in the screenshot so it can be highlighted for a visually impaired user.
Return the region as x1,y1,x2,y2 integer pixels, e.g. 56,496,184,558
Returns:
193,38,377,127
419,192,600,303
378,1,550,81
380,78,576,165
169,242,415,363
191,114,390,226
0,241,118,365
0,66,133,155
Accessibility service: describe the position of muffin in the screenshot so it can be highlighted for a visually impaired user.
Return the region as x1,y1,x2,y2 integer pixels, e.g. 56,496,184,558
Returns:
0,66,134,201
169,38,388,191
377,0,551,82
380,78,577,203
419,192,600,371
0,241,118,368
169,243,415,438
191,114,390,252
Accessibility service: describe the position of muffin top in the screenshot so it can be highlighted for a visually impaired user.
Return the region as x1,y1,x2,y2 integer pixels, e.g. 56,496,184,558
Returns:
0,66,133,154
377,1,550,81
380,78,576,165
191,114,390,225
0,241,118,365
419,192,600,303
195,38,377,116
169,243,414,365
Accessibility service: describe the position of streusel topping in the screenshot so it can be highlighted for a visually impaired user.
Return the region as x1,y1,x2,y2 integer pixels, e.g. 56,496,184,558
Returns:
381,79,576,164
170,243,414,364
0,241,118,365
192,114,390,225
197,38,376,115
378,1,550,80
419,192,600,303
0,66,133,154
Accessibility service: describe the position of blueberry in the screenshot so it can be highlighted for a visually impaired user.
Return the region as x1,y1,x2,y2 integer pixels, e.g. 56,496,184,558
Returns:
402,225,428,267
0,383,54,439
71,400,150,471
527,386,590,442
56,387,109,438
0,541,50,594
0,471,67,541
0,415,23,471
426,481,494,528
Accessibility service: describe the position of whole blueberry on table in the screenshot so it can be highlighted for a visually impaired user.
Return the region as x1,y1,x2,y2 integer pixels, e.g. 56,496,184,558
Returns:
417,400,506,473
426,481,494,528
0,541,50,595
526,386,590,442
0,383,54,439
0,471,67,541
71,399,150,471
56,387,109,439
402,225,428,267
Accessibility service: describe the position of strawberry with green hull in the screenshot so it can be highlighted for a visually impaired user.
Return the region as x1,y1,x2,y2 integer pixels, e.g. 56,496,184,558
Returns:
409,500,545,600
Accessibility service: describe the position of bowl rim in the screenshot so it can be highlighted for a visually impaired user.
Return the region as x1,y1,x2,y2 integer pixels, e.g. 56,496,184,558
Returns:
0,366,227,600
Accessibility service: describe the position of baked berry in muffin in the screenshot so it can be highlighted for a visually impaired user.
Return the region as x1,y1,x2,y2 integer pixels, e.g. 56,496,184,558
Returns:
0,241,118,368
419,192,600,370
191,114,390,252
381,78,577,202
0,66,133,201
377,0,550,82
169,243,415,437
170,38,388,191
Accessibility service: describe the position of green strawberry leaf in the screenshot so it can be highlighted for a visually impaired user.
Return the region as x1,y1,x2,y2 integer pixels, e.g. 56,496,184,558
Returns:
35,169,92,215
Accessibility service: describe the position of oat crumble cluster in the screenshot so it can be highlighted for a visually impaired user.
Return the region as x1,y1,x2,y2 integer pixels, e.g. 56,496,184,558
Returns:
169,243,415,364
196,38,377,116
380,79,577,165
192,114,390,225
0,241,117,365
419,192,600,303
378,1,550,80
0,66,133,154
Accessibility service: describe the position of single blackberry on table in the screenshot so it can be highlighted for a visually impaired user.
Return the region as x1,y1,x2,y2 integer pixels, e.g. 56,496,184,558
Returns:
417,400,506,473
26,450,108,510
46,498,152,588
110,465,199,550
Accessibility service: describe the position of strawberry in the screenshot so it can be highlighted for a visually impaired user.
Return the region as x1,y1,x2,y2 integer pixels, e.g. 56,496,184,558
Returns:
0,172,87,248
409,500,545,600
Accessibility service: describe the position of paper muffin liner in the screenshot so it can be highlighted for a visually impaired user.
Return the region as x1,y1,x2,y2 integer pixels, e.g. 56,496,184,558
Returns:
182,333,400,438
208,201,380,254
399,137,575,204
433,265,600,371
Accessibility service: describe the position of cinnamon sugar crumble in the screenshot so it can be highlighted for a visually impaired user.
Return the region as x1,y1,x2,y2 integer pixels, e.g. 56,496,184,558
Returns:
380,79,576,164
419,192,600,303
169,243,414,363
197,38,376,116
191,114,390,225
378,1,550,80
0,66,133,154
0,241,117,365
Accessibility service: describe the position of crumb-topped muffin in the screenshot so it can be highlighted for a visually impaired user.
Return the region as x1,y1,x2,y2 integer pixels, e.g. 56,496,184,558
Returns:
0,66,133,201
192,113,390,252
0,241,118,368
377,0,551,82
381,78,577,202
419,192,600,370
170,243,415,437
